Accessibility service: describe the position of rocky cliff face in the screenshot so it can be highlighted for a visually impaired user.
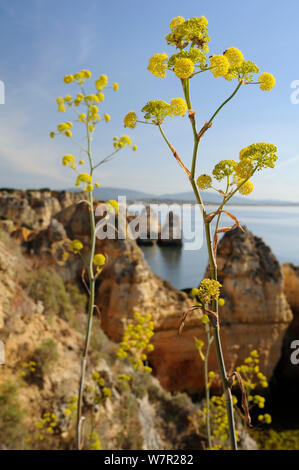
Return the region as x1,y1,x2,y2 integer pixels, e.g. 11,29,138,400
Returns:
52,202,292,392
268,263,299,425
0,189,83,231
0,191,294,395
0,235,200,450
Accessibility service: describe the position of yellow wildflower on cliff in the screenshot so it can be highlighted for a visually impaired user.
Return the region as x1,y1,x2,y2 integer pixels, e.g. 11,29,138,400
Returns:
148,53,168,78
62,154,75,167
198,279,222,304
58,103,66,112
107,200,119,213
124,111,137,128
258,72,276,91
170,97,187,116
75,173,92,188
196,174,212,190
63,74,74,84
235,159,254,179
169,16,185,30
95,74,108,91
104,113,111,122
93,254,106,266
213,160,238,181
238,180,254,195
174,57,195,79
210,55,230,78
70,240,83,254
224,48,244,67
112,82,119,91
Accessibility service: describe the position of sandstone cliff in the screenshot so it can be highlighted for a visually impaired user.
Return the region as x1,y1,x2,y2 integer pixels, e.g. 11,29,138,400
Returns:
0,235,200,450
0,191,294,395
51,202,292,393
268,263,299,425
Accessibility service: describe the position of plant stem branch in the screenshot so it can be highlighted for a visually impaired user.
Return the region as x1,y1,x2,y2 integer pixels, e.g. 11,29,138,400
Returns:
204,324,213,449
76,122,97,450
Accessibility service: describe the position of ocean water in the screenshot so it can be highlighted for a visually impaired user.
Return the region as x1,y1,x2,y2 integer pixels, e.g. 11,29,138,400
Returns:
131,205,299,290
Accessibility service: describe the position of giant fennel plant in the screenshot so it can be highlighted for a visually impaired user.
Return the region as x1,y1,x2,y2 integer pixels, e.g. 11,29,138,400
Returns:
50,70,136,449
124,15,277,450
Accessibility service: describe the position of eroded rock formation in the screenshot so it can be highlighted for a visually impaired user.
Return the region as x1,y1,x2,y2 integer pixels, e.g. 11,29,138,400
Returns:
53,203,292,392
0,191,294,394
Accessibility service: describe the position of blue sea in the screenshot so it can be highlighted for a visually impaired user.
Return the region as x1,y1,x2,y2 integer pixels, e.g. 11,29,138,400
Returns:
130,205,299,290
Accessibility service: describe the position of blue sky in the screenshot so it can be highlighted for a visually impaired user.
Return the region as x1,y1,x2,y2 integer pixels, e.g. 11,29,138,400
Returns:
0,0,299,201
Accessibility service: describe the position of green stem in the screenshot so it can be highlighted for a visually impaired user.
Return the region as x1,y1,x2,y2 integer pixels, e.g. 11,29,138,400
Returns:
182,79,199,179
76,121,97,450
204,221,237,450
207,81,242,126
215,176,230,235
183,76,238,449
157,77,244,449
204,323,213,449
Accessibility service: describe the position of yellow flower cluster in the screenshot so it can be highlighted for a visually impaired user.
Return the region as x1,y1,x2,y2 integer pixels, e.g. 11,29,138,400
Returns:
117,312,155,373
106,199,119,213
210,394,239,446
251,394,266,409
258,413,272,424
93,254,106,272
194,338,205,361
95,74,108,91
148,53,169,78
239,143,278,169
54,121,73,138
90,371,112,404
210,55,230,78
117,374,131,382
93,254,106,266
169,16,185,30
224,47,244,67
238,179,254,195
141,98,187,123
212,159,238,181
170,97,188,116
75,173,93,192
113,135,132,149
236,349,269,408
168,48,207,72
64,396,78,417
174,57,195,79
190,393,239,449
165,16,209,52
20,360,36,376
142,100,171,122
197,278,222,304
196,174,212,190
225,59,260,82
62,154,75,168
235,159,254,179
63,70,91,86
258,72,276,91
34,412,58,440
124,111,137,128
70,239,83,254
89,432,102,450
